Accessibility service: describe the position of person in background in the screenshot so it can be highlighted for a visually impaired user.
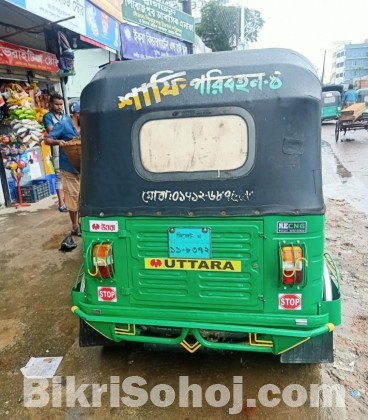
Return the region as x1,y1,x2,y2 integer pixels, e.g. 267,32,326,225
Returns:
69,101,81,134
43,93,67,212
343,84,358,107
44,102,81,236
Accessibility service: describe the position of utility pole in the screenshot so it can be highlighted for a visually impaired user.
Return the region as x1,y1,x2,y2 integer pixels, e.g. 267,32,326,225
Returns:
239,5,245,50
321,49,326,84
181,0,194,54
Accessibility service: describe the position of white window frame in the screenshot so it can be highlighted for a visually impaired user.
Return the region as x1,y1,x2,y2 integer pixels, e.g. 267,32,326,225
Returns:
132,107,256,181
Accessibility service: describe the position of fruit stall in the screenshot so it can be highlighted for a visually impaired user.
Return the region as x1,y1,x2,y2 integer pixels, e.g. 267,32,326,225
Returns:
0,40,62,207
0,81,55,207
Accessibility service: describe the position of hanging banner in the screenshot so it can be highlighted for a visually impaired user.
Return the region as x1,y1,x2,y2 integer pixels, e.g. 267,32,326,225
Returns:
89,0,123,22
0,40,59,73
120,23,187,59
25,0,86,35
122,0,195,44
5,0,86,35
5,0,121,52
85,1,121,50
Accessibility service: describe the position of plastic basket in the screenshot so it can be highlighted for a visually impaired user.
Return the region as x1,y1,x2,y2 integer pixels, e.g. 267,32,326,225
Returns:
7,178,17,201
46,174,57,195
32,177,48,185
62,138,81,171
20,180,50,203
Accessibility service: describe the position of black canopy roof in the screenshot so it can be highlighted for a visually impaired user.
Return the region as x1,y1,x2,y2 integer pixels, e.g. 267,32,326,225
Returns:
80,48,324,217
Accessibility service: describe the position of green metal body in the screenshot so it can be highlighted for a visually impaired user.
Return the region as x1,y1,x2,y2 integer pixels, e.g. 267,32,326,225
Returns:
72,214,341,355
321,104,341,121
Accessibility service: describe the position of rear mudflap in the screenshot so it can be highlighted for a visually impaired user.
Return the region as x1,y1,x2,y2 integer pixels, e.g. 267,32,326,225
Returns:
79,319,120,347
280,332,334,363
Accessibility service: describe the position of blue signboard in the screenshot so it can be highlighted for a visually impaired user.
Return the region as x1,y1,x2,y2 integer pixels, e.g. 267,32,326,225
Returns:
120,23,187,60
168,227,211,259
85,1,120,50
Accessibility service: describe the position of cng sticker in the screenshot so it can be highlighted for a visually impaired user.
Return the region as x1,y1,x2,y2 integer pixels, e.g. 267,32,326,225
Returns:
277,222,307,233
98,287,117,302
278,294,302,310
145,258,241,272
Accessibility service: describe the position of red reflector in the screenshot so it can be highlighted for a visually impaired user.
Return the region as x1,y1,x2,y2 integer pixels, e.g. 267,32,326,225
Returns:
91,243,114,278
281,246,304,285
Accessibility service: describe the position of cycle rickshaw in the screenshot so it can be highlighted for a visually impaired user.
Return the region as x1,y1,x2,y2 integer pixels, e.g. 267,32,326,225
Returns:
335,99,368,142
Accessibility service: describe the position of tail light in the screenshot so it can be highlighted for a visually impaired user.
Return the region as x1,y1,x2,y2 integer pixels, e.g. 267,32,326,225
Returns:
281,245,307,285
88,243,114,278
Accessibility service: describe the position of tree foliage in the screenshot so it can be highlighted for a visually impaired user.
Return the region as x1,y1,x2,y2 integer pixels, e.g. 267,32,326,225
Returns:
196,0,264,52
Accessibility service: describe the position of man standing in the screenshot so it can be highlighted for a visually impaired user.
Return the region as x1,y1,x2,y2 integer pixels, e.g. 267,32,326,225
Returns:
43,93,67,212
343,84,358,107
44,102,81,236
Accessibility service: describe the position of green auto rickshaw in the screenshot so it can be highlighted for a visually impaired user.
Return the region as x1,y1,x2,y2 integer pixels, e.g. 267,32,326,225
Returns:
321,91,342,122
71,48,341,363
357,88,368,118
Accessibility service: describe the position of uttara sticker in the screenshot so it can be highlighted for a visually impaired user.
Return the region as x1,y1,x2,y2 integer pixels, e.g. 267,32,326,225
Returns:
89,220,118,233
145,258,241,272
278,294,302,310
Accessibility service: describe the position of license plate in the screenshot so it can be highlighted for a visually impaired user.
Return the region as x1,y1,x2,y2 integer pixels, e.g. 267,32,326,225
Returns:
168,227,211,259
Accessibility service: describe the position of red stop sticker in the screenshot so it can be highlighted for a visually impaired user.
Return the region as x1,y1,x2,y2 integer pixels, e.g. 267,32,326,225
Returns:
278,294,302,310
98,287,117,302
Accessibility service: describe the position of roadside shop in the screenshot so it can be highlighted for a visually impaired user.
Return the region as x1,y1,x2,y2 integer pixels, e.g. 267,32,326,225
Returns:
0,39,61,207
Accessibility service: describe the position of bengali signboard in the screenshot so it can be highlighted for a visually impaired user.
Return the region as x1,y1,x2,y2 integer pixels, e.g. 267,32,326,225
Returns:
0,40,59,72
85,1,121,50
120,22,187,59
5,0,122,52
25,0,86,34
122,0,195,44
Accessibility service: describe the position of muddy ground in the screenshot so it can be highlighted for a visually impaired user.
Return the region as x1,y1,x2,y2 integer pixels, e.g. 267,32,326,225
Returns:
323,197,368,417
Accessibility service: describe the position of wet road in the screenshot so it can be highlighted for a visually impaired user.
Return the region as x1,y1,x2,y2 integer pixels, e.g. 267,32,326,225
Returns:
2,122,368,419
322,121,368,214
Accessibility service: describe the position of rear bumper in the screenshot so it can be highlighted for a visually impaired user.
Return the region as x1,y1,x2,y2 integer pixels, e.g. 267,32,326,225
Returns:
71,288,339,355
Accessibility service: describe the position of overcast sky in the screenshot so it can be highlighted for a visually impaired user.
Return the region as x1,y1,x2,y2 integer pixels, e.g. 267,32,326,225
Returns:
234,0,368,81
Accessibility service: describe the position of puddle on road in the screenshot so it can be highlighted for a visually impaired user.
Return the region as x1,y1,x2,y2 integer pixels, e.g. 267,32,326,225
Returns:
42,233,66,250
334,155,352,180
322,140,368,214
